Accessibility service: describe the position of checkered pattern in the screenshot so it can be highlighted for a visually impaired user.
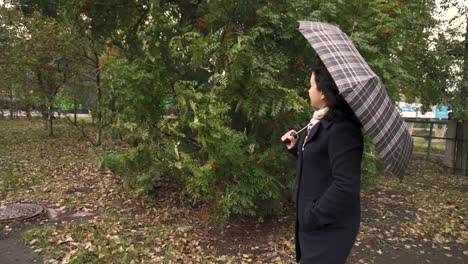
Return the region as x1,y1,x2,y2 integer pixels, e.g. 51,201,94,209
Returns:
298,21,413,177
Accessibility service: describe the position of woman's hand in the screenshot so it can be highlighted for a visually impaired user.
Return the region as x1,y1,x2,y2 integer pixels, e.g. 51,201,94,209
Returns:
281,130,298,150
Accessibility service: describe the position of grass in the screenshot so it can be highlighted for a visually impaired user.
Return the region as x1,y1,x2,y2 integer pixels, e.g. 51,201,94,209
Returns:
22,214,178,263
0,119,186,263
2,118,467,264
414,143,446,155
0,119,91,201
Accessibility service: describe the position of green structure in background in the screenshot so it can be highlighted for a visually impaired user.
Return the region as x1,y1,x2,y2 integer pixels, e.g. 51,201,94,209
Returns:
53,100,82,111
163,96,176,114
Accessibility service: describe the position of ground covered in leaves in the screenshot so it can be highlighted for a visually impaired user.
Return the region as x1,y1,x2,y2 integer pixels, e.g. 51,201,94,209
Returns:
0,119,467,263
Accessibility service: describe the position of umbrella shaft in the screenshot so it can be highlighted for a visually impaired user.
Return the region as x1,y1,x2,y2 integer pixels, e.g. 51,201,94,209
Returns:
296,124,308,135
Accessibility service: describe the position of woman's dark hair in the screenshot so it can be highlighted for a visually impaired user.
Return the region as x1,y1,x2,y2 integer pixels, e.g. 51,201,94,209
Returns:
312,58,362,127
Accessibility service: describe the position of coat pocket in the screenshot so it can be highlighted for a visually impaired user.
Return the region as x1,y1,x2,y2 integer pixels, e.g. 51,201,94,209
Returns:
301,196,323,232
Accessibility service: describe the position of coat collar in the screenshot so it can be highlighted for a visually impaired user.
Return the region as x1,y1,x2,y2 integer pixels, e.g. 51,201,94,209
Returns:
302,118,335,148
303,122,321,147
321,118,334,129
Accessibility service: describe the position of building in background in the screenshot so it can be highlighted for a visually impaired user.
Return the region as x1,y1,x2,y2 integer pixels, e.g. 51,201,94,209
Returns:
398,102,450,119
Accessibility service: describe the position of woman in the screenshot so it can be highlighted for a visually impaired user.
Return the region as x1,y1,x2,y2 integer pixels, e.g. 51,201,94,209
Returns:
281,59,363,264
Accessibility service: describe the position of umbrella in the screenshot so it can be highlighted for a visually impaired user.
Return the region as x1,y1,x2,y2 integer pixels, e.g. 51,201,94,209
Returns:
298,21,413,178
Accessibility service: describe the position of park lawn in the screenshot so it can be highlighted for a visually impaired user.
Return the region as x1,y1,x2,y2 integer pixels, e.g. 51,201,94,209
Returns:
1,119,467,263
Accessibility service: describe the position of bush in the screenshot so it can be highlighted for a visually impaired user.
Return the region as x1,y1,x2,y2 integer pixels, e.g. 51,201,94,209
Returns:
103,141,178,195
100,2,387,219
361,136,385,188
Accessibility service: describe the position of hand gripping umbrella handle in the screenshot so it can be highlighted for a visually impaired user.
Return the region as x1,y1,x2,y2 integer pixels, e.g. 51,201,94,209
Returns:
282,133,298,145
282,125,308,145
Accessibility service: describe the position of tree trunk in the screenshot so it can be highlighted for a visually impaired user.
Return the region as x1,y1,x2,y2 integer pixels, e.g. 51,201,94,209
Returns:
8,79,13,120
48,103,54,137
74,96,77,125
465,15,468,113
96,73,102,146
456,16,468,175
464,16,468,174
0,92,3,119
95,55,102,146
26,103,32,120
0,107,3,119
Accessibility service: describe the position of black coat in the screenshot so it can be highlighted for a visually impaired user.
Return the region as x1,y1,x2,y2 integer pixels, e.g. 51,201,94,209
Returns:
288,117,363,264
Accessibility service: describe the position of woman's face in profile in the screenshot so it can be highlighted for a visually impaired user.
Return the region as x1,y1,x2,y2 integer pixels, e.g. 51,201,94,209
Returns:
309,72,327,109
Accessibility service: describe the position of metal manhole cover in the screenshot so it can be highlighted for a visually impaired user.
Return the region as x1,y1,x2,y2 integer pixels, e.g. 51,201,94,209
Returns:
0,203,45,222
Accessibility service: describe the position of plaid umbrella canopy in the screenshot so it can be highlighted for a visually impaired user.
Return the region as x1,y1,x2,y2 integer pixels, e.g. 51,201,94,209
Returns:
298,21,413,178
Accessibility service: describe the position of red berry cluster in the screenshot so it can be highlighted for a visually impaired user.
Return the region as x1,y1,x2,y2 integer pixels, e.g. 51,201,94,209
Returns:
295,59,305,68
225,24,232,40
197,18,207,30
78,1,93,14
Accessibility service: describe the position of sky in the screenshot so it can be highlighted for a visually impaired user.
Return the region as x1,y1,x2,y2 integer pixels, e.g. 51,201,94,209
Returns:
435,0,467,40
437,0,467,17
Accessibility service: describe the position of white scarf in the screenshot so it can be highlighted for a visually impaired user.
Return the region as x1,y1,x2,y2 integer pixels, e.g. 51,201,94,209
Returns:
302,107,329,150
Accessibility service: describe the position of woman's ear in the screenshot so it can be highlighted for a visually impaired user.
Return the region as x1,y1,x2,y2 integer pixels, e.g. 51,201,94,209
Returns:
320,93,326,101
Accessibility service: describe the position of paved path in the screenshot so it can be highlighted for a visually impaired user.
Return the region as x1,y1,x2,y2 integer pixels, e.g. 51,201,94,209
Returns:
0,236,41,264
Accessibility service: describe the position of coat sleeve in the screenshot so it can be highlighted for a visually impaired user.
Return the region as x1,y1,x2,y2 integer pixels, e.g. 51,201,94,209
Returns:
306,121,363,228
287,141,299,158
287,133,304,158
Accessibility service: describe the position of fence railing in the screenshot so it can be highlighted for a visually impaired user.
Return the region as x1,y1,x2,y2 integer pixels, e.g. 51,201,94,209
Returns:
404,118,451,160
